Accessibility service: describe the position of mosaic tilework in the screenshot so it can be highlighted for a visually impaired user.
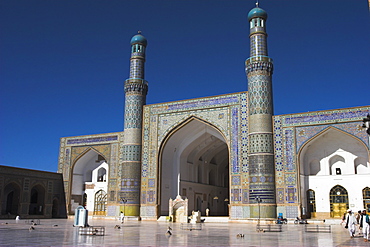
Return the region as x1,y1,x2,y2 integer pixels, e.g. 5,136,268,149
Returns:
110,143,118,178
231,189,241,202
285,173,296,186
122,145,141,161
129,59,145,79
148,179,155,187
231,107,240,173
150,94,240,114
124,94,146,129
157,107,231,148
250,34,267,57
286,187,296,203
240,93,249,173
247,72,273,115
71,145,111,165
296,122,370,151
66,135,118,145
140,93,246,216
284,128,296,172
282,107,370,127
232,176,241,185
249,183,275,203
242,189,249,203
124,80,148,95
277,188,284,204
249,133,273,153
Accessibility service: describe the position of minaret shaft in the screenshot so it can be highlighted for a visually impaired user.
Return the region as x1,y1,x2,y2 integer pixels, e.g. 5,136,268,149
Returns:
246,6,276,218
121,33,148,216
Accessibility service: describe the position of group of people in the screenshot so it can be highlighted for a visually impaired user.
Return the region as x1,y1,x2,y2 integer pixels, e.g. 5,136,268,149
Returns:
343,209,369,242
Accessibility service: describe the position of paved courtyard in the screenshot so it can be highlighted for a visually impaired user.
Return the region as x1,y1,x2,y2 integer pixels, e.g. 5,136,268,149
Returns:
0,218,368,246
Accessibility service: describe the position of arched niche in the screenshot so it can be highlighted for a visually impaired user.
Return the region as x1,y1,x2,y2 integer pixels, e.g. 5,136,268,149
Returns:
355,157,369,174
299,127,369,176
29,184,46,215
70,149,107,209
159,117,229,216
2,182,21,215
328,155,345,175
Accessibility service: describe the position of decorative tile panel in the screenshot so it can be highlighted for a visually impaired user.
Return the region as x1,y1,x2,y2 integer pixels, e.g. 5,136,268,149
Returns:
282,107,370,127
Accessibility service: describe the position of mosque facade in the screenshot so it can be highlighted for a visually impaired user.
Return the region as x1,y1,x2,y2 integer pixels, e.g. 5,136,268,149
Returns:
57,5,370,220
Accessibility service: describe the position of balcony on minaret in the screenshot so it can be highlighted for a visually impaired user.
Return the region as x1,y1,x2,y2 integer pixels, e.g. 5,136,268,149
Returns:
131,44,145,57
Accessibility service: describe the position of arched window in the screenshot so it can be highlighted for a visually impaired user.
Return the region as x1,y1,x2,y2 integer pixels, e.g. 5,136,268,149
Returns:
363,187,370,213
329,185,348,218
329,155,345,175
94,190,107,216
97,167,106,182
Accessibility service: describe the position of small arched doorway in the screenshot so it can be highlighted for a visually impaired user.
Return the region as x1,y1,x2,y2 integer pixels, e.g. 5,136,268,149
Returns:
52,198,59,218
330,185,348,218
3,183,21,216
29,184,46,215
306,189,316,218
94,190,107,215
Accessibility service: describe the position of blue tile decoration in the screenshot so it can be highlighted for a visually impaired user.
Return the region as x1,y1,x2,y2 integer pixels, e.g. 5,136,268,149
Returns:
232,107,240,173
282,108,370,127
240,93,249,173
247,73,273,115
284,128,295,172
148,179,155,188
296,122,370,151
150,94,240,114
66,135,118,145
277,188,284,203
232,176,241,185
122,145,141,161
141,92,246,208
124,94,146,129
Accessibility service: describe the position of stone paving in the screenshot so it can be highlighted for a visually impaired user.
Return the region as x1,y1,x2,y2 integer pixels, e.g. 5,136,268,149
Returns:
0,218,369,246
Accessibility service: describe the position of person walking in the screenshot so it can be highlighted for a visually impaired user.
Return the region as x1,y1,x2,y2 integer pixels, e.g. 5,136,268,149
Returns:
345,209,357,238
119,211,124,223
360,210,370,242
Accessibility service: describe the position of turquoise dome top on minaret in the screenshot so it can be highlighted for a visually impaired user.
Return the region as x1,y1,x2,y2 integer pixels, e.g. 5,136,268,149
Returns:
248,5,267,21
130,32,147,46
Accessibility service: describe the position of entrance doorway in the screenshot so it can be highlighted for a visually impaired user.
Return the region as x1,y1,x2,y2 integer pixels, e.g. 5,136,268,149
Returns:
330,185,348,218
94,190,107,215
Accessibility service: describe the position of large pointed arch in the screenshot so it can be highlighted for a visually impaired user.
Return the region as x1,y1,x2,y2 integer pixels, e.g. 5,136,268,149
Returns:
297,126,369,218
68,148,108,214
158,116,230,216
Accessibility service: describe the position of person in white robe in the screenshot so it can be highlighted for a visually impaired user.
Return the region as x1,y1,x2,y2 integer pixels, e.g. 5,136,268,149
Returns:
345,209,357,238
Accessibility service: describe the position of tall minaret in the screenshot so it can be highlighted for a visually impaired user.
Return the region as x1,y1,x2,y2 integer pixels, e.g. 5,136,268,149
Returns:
245,4,276,218
121,32,148,216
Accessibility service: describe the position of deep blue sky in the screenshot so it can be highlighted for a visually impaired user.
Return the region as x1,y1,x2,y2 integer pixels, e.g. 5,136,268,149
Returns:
1,0,369,172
